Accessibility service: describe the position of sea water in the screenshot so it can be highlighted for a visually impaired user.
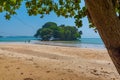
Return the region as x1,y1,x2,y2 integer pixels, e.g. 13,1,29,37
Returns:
34,38,105,49
0,36,105,49
0,36,38,42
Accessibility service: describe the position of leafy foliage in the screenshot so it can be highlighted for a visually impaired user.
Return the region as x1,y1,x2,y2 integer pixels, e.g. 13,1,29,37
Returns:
0,0,119,28
34,28,53,41
0,0,86,27
34,22,82,41
0,0,23,20
42,22,57,28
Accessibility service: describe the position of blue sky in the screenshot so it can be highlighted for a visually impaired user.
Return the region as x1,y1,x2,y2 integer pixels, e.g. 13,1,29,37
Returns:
0,1,100,38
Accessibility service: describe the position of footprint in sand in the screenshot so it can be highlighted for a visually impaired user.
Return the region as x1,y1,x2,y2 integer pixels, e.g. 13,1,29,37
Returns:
4,65,9,69
16,67,20,69
24,78,33,80
21,73,24,75
46,70,51,73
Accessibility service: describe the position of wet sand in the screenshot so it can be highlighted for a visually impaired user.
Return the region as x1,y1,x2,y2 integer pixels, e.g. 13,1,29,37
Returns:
0,43,119,80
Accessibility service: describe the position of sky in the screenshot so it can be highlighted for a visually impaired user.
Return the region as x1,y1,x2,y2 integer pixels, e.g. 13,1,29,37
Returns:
0,1,100,38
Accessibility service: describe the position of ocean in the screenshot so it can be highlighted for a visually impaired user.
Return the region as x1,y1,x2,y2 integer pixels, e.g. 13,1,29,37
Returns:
0,36,38,42
0,36,105,49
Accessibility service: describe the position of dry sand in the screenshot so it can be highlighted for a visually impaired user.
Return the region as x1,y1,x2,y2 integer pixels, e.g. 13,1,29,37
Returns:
0,43,119,80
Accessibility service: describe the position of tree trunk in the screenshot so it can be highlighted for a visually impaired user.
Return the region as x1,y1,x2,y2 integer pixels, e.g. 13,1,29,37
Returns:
85,0,120,74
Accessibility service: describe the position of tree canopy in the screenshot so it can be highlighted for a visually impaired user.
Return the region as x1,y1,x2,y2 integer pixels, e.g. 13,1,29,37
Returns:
34,22,82,41
0,0,120,28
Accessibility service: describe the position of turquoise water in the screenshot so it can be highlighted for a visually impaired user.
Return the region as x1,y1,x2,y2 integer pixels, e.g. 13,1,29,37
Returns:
0,36,105,48
34,38,105,49
80,38,103,44
0,36,39,42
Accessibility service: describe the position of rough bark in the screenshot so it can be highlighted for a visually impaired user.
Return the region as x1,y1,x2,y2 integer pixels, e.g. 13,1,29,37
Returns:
85,0,120,74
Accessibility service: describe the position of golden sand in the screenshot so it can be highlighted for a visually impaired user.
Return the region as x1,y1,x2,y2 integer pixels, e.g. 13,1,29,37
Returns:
0,43,119,80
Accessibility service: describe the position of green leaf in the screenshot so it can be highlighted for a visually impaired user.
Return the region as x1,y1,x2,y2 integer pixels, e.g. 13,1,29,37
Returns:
0,6,3,12
5,13,11,20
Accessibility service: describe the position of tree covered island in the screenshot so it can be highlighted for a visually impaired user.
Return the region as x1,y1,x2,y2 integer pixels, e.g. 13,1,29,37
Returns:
34,22,82,41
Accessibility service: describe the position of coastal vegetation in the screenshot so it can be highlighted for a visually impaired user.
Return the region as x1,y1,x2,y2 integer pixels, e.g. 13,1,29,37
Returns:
0,0,120,74
34,22,82,41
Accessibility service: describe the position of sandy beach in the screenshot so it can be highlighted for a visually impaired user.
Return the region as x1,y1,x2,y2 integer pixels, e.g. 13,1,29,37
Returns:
0,43,119,80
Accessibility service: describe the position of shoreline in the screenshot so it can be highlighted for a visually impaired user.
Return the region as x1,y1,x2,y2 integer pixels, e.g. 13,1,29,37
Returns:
0,40,106,49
